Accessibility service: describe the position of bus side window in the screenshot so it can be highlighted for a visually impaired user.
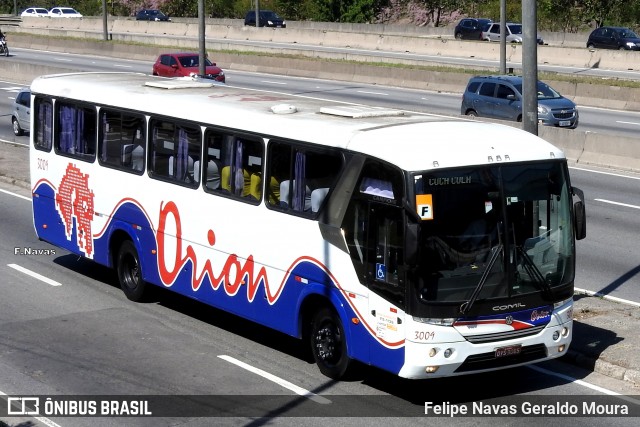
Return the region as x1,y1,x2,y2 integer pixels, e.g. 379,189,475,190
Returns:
34,97,53,152
149,119,200,188
267,141,342,216
99,109,145,173
55,102,96,161
203,128,263,203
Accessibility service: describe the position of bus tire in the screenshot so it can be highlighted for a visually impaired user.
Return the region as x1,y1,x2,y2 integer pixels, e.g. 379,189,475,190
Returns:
116,240,146,302
310,306,351,379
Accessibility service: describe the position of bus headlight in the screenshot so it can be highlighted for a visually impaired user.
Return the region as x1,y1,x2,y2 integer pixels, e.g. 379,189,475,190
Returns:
413,317,455,326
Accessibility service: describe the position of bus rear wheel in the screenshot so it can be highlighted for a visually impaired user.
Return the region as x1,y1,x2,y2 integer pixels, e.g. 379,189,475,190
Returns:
310,307,350,379
116,240,146,301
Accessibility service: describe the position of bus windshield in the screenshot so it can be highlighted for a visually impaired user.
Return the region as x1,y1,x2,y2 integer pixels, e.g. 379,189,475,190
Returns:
412,161,574,309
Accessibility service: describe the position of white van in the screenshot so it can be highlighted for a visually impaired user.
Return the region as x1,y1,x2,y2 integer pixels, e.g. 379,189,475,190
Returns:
12,87,31,136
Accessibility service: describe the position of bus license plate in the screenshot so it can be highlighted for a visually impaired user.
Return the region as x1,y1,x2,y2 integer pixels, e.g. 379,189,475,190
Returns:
495,345,522,358
559,120,571,127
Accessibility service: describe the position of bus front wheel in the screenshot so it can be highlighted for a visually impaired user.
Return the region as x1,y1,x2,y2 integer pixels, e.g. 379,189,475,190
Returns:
116,240,147,302
310,307,351,379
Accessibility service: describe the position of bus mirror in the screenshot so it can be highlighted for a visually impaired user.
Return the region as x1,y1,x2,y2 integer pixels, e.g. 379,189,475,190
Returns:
405,222,419,266
574,200,586,240
572,186,586,240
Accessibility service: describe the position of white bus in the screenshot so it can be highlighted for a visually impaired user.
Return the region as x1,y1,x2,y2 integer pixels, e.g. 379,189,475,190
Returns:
29,72,586,380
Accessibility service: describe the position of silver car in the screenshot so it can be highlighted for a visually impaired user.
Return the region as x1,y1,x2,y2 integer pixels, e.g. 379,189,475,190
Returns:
482,22,544,45
12,87,31,136
461,75,579,128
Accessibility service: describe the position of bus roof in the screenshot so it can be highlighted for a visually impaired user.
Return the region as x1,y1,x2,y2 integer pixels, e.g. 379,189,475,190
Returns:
30,72,565,171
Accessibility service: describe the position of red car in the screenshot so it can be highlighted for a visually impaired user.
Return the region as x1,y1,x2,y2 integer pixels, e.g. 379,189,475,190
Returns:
152,53,225,83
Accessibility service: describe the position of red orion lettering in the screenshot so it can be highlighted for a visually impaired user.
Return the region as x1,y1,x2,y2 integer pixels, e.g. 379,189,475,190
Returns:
531,309,550,322
156,201,283,303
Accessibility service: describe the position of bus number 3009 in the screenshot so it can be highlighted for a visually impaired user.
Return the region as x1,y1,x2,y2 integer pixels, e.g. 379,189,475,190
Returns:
37,158,48,171
415,331,435,341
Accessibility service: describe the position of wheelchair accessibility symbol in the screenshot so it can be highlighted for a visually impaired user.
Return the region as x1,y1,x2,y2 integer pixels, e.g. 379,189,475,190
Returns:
376,263,386,280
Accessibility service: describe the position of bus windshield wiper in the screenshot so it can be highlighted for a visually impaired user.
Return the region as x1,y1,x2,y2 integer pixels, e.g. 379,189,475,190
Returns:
517,247,552,295
459,244,503,315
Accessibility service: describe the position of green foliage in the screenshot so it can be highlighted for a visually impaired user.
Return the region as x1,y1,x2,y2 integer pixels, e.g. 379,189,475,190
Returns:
1,0,638,31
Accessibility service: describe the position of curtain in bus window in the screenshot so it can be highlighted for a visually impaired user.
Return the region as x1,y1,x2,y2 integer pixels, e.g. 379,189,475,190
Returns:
75,110,86,154
293,151,306,211
234,140,244,195
100,114,108,162
177,128,188,180
37,102,53,150
152,126,158,171
59,105,75,154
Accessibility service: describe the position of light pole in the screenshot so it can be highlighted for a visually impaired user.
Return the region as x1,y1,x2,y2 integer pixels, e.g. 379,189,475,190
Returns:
522,0,539,135
499,0,506,74
199,0,206,76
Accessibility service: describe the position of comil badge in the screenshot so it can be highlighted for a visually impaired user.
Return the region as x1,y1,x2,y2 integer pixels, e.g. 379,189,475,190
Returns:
416,194,434,220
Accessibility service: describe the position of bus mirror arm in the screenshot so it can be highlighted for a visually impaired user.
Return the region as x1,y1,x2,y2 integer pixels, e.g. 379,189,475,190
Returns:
404,201,421,266
405,222,419,266
572,186,586,240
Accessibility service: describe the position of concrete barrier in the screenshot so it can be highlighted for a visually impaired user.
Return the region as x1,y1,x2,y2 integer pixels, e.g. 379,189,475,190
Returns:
14,17,640,73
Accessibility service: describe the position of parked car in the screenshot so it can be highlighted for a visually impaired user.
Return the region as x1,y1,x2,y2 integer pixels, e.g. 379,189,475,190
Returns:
135,9,171,22
454,18,492,40
244,10,286,28
461,75,579,128
21,7,50,17
152,53,225,82
586,26,640,51
482,22,544,45
48,7,82,18
12,87,31,136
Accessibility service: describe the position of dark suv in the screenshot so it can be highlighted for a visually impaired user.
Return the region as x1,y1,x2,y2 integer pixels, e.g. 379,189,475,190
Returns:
244,10,286,28
586,26,640,50
454,18,492,40
135,9,171,21
461,75,579,128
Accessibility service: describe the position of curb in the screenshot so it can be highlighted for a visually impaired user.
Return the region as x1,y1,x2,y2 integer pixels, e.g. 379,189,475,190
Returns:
564,348,640,385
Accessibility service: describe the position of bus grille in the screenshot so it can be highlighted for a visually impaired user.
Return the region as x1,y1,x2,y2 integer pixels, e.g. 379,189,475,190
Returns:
463,325,545,343
454,344,547,373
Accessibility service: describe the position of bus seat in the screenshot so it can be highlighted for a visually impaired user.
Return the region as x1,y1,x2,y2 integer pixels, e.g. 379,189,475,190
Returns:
268,176,280,205
131,145,144,171
194,159,221,189
280,180,311,210
121,144,144,171
311,187,330,212
121,144,135,167
250,173,262,200
221,166,251,195
169,155,194,181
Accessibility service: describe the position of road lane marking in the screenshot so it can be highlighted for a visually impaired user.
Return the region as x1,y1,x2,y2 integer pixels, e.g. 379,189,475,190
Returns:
112,64,133,68
0,187,31,201
527,365,621,395
616,120,640,126
218,355,331,404
529,365,640,407
357,90,388,96
8,264,62,287
0,390,62,427
594,198,640,210
575,287,640,308
570,166,640,180
261,80,287,85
